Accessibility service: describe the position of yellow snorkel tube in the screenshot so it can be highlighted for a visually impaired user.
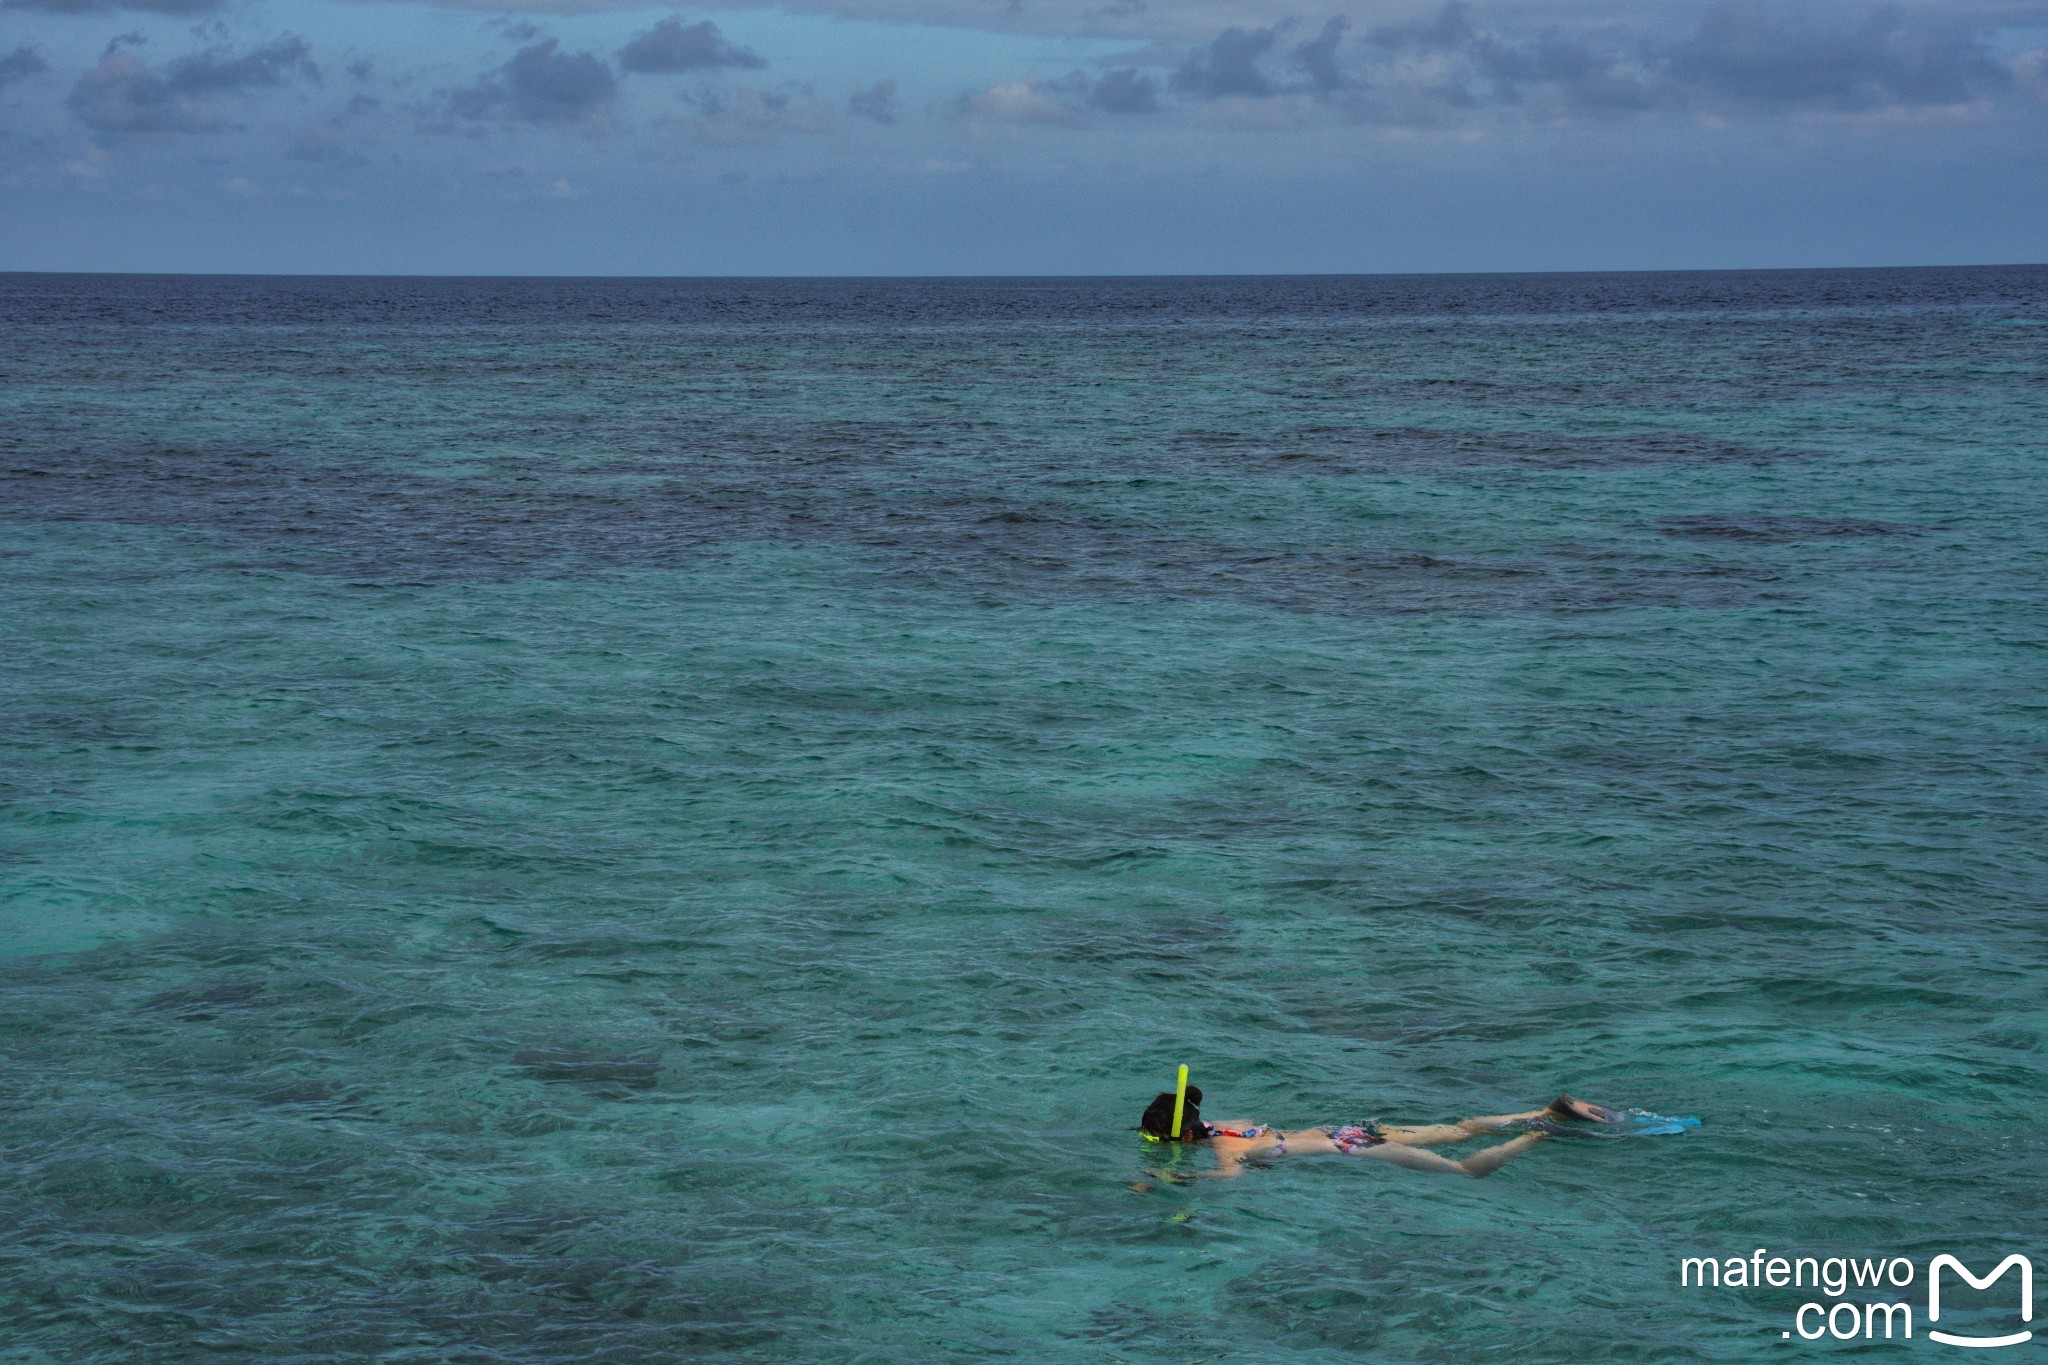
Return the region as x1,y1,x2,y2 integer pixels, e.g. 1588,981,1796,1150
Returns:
1143,1063,1190,1144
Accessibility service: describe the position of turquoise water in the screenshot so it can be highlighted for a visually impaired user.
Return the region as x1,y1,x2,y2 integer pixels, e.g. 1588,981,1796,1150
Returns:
2,270,2044,1359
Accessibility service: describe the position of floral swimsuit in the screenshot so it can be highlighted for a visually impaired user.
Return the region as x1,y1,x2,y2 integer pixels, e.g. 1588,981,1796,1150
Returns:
1325,1122,1386,1154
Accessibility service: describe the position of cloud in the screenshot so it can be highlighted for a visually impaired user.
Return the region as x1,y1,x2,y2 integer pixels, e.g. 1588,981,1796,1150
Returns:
954,76,1085,126
0,45,47,90
167,35,319,92
69,57,221,134
448,39,617,126
1367,3,1476,55
289,98,378,166
1356,4,1671,120
231,0,1347,47
1169,17,1368,101
1666,3,2009,111
1459,22,1660,115
2,0,218,14
666,85,833,143
1171,25,1281,99
618,18,764,74
67,36,318,135
849,76,896,124
1351,3,2010,125
1087,67,1157,113
952,67,1158,125
1292,17,1350,92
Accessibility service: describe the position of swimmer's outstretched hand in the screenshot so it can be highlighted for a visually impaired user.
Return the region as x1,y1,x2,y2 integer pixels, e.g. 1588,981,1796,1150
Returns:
1548,1094,1626,1123
1136,1166,1232,1187
1525,1108,1701,1139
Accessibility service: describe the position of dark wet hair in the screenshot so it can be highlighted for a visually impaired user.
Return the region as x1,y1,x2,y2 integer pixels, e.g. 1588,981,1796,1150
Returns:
1139,1086,1206,1141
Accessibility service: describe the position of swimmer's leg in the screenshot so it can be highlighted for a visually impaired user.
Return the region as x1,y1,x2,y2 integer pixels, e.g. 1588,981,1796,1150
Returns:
1363,1132,1547,1178
1457,1132,1546,1178
1380,1111,1549,1146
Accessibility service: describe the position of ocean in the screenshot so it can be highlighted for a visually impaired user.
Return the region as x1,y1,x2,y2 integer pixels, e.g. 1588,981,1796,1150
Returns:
2,267,2043,1359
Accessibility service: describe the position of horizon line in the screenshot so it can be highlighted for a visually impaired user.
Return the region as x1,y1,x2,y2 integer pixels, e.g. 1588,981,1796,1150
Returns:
4,261,2045,284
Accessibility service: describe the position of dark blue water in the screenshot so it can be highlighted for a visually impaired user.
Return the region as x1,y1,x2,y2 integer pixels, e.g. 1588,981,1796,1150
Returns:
2,268,2044,1360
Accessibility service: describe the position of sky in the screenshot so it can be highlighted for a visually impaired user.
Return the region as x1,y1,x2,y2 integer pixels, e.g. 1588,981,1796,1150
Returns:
0,0,2044,274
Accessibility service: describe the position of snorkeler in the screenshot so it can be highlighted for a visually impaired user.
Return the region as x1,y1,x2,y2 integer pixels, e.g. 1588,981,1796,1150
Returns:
1135,1088,1647,1180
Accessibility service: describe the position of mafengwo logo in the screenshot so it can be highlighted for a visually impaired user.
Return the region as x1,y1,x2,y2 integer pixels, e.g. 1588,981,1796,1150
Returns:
1680,1249,2033,1346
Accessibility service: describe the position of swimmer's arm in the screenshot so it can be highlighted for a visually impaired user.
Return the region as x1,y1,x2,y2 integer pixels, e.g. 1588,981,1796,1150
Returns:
1147,1141,1251,1181
1134,1166,1232,1187
1198,1140,1251,1177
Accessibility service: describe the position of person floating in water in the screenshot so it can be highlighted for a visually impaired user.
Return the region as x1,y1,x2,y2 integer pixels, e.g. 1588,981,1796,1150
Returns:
1136,1088,1659,1180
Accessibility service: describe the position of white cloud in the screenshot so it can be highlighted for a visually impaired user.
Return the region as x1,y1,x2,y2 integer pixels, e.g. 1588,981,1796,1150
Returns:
954,77,1085,127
